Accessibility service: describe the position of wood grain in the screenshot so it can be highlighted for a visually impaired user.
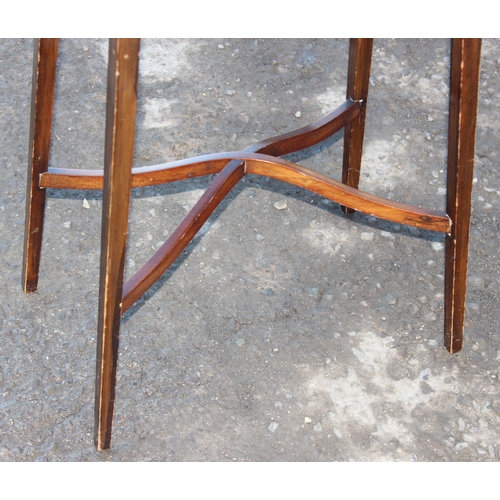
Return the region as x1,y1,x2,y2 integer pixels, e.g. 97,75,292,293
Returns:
22,38,58,293
38,150,450,232
444,39,482,353
39,98,360,190
121,150,450,312
22,39,483,453
342,38,373,214
247,98,360,156
94,38,140,450
244,154,450,232
122,160,245,312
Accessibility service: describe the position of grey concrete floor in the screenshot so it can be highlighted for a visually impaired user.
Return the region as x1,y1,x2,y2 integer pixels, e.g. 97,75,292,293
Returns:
1,38,499,462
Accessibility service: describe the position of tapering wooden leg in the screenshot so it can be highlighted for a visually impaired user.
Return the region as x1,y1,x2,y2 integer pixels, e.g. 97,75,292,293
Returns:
444,39,482,353
22,38,59,293
342,38,373,214
94,38,140,450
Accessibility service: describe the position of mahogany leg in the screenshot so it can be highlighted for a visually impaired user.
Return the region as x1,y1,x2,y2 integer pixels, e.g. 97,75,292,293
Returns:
22,38,59,293
342,38,373,214
94,38,140,450
444,39,482,353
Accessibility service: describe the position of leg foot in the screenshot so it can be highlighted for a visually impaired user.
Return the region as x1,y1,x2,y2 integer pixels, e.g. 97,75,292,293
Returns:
94,38,140,450
444,39,481,353
22,38,58,293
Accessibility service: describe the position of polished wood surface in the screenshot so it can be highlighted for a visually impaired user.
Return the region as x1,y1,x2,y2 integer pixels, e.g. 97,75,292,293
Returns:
122,160,245,312
342,38,373,214
22,39,58,293
121,152,450,313
23,38,481,450
37,150,451,230
244,154,450,231
39,98,361,190
94,38,140,450
247,98,360,156
444,39,482,353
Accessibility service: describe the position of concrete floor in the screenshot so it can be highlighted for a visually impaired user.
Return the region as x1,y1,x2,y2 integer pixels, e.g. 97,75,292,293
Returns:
1,38,499,461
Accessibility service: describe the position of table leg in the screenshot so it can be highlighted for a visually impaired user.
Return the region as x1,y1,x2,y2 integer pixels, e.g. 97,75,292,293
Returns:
444,38,482,353
342,38,373,214
22,38,58,293
94,38,140,450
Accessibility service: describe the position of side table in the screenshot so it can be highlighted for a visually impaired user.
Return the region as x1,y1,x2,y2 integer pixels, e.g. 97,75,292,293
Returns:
22,38,481,449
